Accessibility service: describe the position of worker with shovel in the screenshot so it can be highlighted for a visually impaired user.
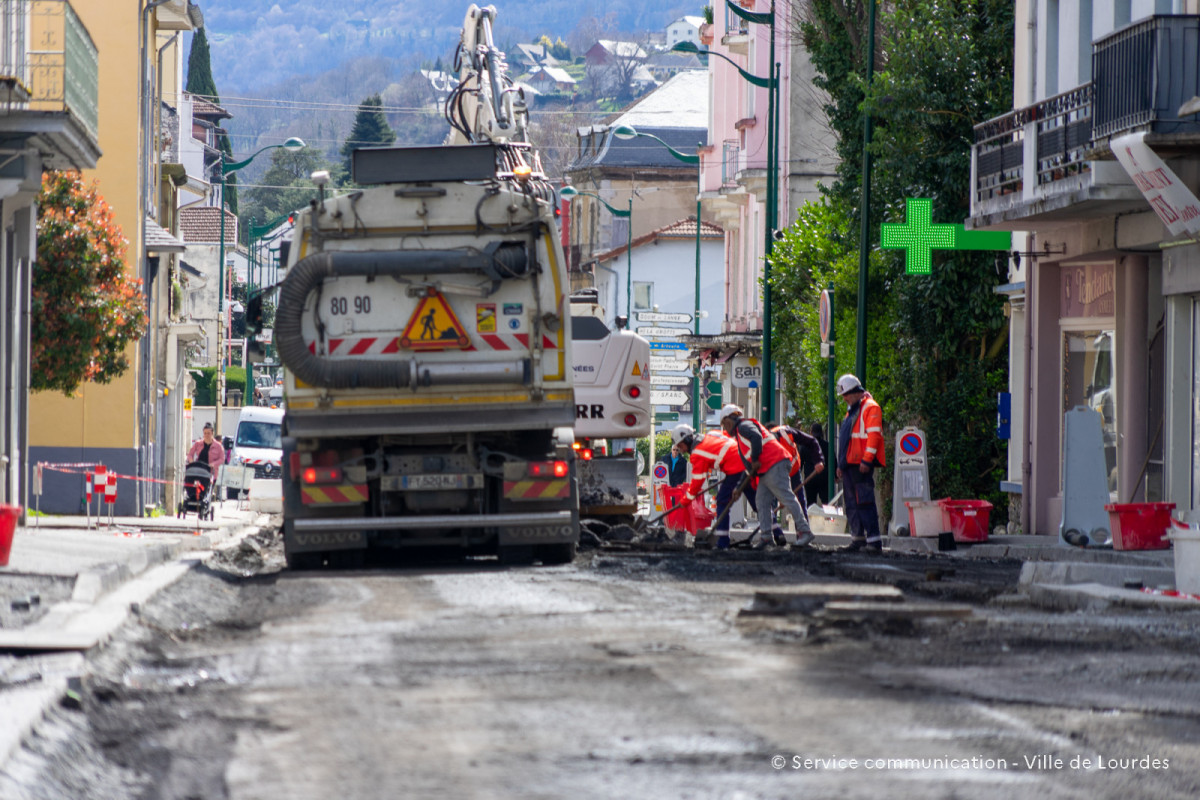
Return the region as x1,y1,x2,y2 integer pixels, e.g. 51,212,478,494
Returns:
671,424,756,550
720,405,815,550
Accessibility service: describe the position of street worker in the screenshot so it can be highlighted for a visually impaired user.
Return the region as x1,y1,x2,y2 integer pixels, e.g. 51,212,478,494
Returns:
805,423,831,506
720,405,814,549
835,374,886,552
657,440,689,487
187,421,226,476
672,424,756,550
770,422,825,511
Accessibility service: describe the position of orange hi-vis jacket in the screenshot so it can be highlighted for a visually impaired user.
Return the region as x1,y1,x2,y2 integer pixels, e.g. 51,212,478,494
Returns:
685,430,742,500
845,392,886,467
732,418,791,475
769,425,802,477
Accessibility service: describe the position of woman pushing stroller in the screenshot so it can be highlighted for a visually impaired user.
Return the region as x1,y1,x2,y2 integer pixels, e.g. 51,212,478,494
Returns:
187,422,225,474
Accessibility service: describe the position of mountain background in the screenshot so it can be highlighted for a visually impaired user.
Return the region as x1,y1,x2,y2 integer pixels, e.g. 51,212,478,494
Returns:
190,0,703,179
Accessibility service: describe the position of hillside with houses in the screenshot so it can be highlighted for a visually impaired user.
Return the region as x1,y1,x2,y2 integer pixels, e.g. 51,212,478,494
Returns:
217,12,712,182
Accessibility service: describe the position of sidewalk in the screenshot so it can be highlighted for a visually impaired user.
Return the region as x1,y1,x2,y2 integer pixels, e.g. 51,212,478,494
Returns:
0,499,269,649
0,499,270,772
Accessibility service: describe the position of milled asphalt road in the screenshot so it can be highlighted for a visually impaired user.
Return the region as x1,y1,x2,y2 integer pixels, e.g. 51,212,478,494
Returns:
2,538,1200,799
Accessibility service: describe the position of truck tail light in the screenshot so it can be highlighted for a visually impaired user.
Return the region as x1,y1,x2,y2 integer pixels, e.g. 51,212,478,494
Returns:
528,460,570,477
627,385,642,399
302,467,343,485
624,414,638,427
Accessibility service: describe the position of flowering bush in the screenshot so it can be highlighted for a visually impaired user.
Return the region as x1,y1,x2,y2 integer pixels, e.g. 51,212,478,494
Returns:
32,171,147,395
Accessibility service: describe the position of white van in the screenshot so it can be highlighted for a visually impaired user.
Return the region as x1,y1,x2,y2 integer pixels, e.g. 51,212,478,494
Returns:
226,406,285,498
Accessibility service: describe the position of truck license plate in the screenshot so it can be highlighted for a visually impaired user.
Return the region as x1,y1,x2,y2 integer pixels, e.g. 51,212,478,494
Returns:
384,474,482,491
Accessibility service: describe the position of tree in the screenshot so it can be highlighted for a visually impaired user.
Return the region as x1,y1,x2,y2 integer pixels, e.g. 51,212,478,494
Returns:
774,0,1015,512
239,145,340,240
32,172,147,396
185,27,218,99
186,27,237,214
340,94,396,180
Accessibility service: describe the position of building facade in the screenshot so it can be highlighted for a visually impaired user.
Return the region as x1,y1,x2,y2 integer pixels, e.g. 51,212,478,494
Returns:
0,0,101,512
970,0,1200,536
696,0,837,418
29,0,200,516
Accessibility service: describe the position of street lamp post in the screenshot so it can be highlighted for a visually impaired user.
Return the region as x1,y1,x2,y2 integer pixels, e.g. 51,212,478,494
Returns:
215,137,304,435
671,30,779,422
609,123,703,430
559,186,633,319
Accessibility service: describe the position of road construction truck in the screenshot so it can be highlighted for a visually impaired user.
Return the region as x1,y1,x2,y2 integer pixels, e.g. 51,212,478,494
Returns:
268,4,578,568
570,290,651,521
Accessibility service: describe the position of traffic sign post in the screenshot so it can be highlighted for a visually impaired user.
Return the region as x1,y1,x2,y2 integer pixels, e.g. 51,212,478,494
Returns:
649,341,688,351
890,427,931,535
824,283,837,500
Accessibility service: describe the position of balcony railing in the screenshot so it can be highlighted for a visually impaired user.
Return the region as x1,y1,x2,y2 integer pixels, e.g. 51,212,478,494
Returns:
0,1,98,140
724,4,749,36
973,85,1093,206
721,139,739,187
1093,14,1200,138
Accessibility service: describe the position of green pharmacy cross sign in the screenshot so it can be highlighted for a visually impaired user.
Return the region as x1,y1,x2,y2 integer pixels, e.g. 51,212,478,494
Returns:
881,198,1012,274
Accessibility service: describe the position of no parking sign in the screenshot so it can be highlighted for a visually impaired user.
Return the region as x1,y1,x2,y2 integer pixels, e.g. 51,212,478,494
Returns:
890,427,931,535
652,462,669,512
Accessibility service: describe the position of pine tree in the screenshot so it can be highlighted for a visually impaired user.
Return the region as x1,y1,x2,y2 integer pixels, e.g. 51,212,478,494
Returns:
186,27,237,214
341,94,396,181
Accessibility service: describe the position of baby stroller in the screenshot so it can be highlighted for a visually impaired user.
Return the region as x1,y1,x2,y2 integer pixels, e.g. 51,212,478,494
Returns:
177,460,215,520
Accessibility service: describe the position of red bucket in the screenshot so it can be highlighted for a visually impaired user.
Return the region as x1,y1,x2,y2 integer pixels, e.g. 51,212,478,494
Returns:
0,503,22,567
1104,502,1175,550
937,499,992,543
662,486,713,533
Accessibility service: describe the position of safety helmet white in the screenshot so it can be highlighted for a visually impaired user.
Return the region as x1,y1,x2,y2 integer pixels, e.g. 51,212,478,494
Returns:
719,403,743,422
837,374,864,396
670,424,696,446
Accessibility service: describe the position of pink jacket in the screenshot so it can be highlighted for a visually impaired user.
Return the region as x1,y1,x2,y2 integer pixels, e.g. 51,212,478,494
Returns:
187,438,225,474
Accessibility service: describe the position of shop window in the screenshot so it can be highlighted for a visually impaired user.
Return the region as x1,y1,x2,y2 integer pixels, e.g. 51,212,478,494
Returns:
1063,329,1117,493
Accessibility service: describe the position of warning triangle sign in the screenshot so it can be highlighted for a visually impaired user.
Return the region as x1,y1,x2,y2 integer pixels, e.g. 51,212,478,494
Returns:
631,361,642,377
399,289,471,350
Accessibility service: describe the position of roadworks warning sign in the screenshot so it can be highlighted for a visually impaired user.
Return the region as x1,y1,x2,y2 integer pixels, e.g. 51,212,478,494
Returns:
399,290,471,350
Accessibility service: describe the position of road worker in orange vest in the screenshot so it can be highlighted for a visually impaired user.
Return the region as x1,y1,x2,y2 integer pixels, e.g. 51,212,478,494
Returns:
720,404,814,550
835,374,886,552
672,424,756,550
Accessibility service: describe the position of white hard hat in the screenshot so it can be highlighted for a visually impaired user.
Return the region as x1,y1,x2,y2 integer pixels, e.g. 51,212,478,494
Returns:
719,403,743,422
837,374,863,396
670,424,695,445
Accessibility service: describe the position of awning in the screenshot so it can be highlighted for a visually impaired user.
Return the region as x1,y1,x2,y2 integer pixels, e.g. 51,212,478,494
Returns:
145,216,186,254
1111,132,1200,239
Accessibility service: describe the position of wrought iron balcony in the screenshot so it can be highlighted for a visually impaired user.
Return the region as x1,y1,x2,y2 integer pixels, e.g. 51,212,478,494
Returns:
0,0,99,141
971,15,1199,224
1092,14,1200,139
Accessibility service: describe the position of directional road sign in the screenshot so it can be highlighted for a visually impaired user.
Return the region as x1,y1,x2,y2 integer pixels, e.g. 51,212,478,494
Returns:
656,412,680,422
649,341,688,351
649,358,690,372
637,311,692,324
637,327,688,338
651,390,689,406
651,375,691,387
